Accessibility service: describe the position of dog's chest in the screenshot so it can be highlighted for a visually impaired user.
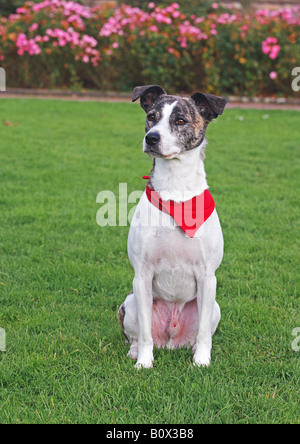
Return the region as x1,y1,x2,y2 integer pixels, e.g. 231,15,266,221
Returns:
150,231,202,302
128,193,209,303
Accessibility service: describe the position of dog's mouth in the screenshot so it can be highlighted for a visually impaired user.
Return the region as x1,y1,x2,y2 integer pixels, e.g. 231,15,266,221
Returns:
146,149,179,160
163,153,179,159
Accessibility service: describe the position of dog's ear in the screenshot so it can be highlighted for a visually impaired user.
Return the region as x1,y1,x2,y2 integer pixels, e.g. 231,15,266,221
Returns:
191,92,227,121
132,85,167,112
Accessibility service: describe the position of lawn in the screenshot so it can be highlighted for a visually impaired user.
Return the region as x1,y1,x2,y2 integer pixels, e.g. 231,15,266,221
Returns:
0,98,299,424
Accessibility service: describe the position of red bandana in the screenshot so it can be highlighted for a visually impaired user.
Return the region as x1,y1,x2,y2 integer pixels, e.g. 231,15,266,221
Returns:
145,183,215,238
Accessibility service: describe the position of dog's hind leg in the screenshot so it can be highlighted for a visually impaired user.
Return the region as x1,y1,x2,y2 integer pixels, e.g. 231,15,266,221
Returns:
117,291,139,360
118,292,171,360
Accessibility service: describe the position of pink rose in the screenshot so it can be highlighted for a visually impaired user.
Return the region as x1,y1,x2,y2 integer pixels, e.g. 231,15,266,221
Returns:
29,23,38,32
269,45,280,59
269,71,277,79
262,37,281,59
149,25,159,32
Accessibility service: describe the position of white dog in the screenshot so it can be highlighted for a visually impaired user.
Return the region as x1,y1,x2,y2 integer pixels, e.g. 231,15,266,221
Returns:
118,85,227,369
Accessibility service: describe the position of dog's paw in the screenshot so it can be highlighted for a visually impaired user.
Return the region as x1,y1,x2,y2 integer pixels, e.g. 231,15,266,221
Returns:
127,345,138,361
135,360,153,370
193,352,211,368
135,355,154,370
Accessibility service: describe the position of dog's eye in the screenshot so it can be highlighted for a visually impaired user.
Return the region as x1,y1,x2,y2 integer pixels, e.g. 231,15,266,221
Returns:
148,114,156,122
176,119,186,125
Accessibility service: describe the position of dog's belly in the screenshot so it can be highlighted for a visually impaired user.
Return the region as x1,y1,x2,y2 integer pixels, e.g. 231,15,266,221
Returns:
153,264,197,303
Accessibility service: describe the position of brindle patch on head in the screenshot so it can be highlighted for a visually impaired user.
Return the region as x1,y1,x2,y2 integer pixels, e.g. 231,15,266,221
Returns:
145,95,178,133
143,94,212,171
145,95,207,152
171,97,207,151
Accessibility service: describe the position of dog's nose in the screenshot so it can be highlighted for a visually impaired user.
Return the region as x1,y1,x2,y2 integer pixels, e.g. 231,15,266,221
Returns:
146,132,160,146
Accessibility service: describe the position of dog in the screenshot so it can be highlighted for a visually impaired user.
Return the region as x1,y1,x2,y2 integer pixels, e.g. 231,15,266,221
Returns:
118,85,227,369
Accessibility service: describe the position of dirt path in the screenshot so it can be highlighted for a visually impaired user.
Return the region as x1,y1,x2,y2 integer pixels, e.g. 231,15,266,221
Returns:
1,88,300,110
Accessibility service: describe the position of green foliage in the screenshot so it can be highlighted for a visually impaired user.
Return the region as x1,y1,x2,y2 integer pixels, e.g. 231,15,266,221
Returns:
0,1,299,96
123,1,254,17
0,0,87,16
0,0,37,16
125,0,215,16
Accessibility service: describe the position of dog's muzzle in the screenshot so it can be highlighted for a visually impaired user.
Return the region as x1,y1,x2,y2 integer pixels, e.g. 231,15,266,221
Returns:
145,132,160,147
144,132,161,156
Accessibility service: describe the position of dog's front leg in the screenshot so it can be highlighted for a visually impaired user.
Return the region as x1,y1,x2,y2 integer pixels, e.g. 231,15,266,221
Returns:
194,274,217,367
133,274,154,369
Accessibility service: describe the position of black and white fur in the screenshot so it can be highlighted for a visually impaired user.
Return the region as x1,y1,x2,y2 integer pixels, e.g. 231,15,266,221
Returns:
118,85,227,369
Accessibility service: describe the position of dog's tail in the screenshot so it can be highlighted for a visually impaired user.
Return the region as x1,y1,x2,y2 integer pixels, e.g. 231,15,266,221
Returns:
117,303,130,342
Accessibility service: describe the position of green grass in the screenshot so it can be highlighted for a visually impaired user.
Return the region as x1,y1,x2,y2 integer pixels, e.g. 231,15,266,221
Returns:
0,98,299,424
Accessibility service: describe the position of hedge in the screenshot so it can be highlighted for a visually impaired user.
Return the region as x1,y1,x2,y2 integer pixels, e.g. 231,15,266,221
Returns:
0,1,299,96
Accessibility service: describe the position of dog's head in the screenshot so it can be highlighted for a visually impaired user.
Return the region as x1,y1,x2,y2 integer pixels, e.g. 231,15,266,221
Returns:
132,85,227,159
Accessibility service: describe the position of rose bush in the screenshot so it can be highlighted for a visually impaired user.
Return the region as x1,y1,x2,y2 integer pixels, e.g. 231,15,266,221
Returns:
0,1,299,96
